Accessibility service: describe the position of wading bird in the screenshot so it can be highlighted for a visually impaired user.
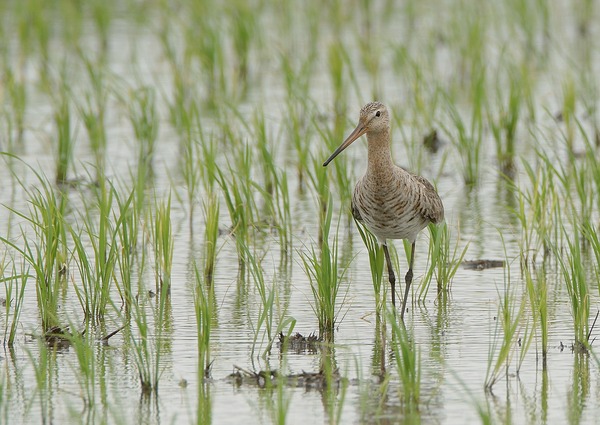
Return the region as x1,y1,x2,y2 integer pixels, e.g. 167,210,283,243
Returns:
323,102,444,320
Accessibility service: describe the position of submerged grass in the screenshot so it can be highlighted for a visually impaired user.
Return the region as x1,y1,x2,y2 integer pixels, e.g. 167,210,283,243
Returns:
421,222,468,299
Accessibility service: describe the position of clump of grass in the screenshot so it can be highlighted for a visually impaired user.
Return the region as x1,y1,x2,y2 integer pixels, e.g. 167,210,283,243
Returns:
128,86,158,210
226,0,258,90
193,263,214,378
421,222,468,299
53,89,75,185
70,179,119,324
3,68,27,144
0,166,68,332
129,282,170,395
217,150,257,268
77,54,108,178
524,264,548,369
484,250,525,391
488,66,522,176
442,83,484,186
355,219,385,310
113,185,138,313
511,152,561,267
203,193,220,283
302,200,347,338
151,195,174,292
284,99,312,190
553,227,590,353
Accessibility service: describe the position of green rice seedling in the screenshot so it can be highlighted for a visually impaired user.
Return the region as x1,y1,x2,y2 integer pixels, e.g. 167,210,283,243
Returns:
78,94,107,177
302,200,347,338
129,282,170,395
193,263,214,377
388,310,421,410
198,130,219,192
226,0,258,89
151,195,174,292
484,254,526,391
313,118,353,211
284,99,312,189
3,68,26,144
1,260,28,346
70,180,119,324
488,67,522,175
203,193,220,283
272,168,293,261
244,243,275,359
307,153,331,245
77,55,109,177
421,222,468,299
512,156,560,266
185,8,224,106
128,87,158,210
53,89,75,184
355,219,385,310
113,186,138,311
0,169,68,332
254,109,277,199
280,51,308,100
524,265,548,369
179,105,201,221
309,152,333,246
328,40,349,122
560,76,577,149
216,150,257,267
89,0,113,58
553,227,590,352
442,86,484,186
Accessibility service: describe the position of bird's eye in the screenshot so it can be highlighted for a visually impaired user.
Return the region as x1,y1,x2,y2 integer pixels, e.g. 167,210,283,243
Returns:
375,111,381,117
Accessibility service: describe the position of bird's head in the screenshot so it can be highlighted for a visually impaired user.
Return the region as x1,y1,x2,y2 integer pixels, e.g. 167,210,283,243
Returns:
323,102,389,167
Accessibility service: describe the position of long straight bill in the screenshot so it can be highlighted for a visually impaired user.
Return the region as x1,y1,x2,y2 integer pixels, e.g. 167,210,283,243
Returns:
323,124,367,166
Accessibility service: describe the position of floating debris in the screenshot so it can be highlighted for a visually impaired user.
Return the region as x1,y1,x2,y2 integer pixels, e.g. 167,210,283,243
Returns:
462,259,505,270
278,332,322,354
423,128,444,153
226,365,345,390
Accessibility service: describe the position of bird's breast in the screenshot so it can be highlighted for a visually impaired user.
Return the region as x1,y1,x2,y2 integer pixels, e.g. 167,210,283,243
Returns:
352,174,432,242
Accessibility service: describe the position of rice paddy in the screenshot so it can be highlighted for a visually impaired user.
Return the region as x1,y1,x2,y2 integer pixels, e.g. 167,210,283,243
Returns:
1,0,600,423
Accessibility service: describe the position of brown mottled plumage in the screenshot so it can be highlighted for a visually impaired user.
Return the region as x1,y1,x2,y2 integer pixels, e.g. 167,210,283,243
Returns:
323,102,444,320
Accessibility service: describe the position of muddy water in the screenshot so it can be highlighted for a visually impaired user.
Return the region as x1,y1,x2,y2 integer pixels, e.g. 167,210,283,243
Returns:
2,4,600,425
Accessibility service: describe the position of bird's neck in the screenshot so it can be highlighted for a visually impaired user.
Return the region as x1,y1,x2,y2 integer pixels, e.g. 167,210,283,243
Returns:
366,129,394,176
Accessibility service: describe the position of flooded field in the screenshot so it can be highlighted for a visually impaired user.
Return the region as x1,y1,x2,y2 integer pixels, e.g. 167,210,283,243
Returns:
1,0,600,423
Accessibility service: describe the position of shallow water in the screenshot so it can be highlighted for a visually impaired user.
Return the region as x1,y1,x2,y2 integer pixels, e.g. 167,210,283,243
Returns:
1,1,600,424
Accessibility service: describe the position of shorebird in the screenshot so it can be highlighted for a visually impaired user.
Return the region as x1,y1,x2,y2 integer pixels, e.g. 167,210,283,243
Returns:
323,102,444,320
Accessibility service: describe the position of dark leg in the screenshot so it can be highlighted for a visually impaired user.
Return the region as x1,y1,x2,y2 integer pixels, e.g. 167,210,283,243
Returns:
382,244,396,308
400,242,416,321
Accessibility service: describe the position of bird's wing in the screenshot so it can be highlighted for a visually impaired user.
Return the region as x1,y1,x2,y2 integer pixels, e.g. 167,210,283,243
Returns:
413,174,445,224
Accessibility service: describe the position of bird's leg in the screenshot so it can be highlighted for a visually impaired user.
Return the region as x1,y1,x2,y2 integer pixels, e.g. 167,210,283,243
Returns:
400,242,416,321
382,244,396,308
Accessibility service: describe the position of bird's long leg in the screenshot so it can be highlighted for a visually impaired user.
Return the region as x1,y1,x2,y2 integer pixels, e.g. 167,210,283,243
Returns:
400,242,416,321
382,244,396,308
